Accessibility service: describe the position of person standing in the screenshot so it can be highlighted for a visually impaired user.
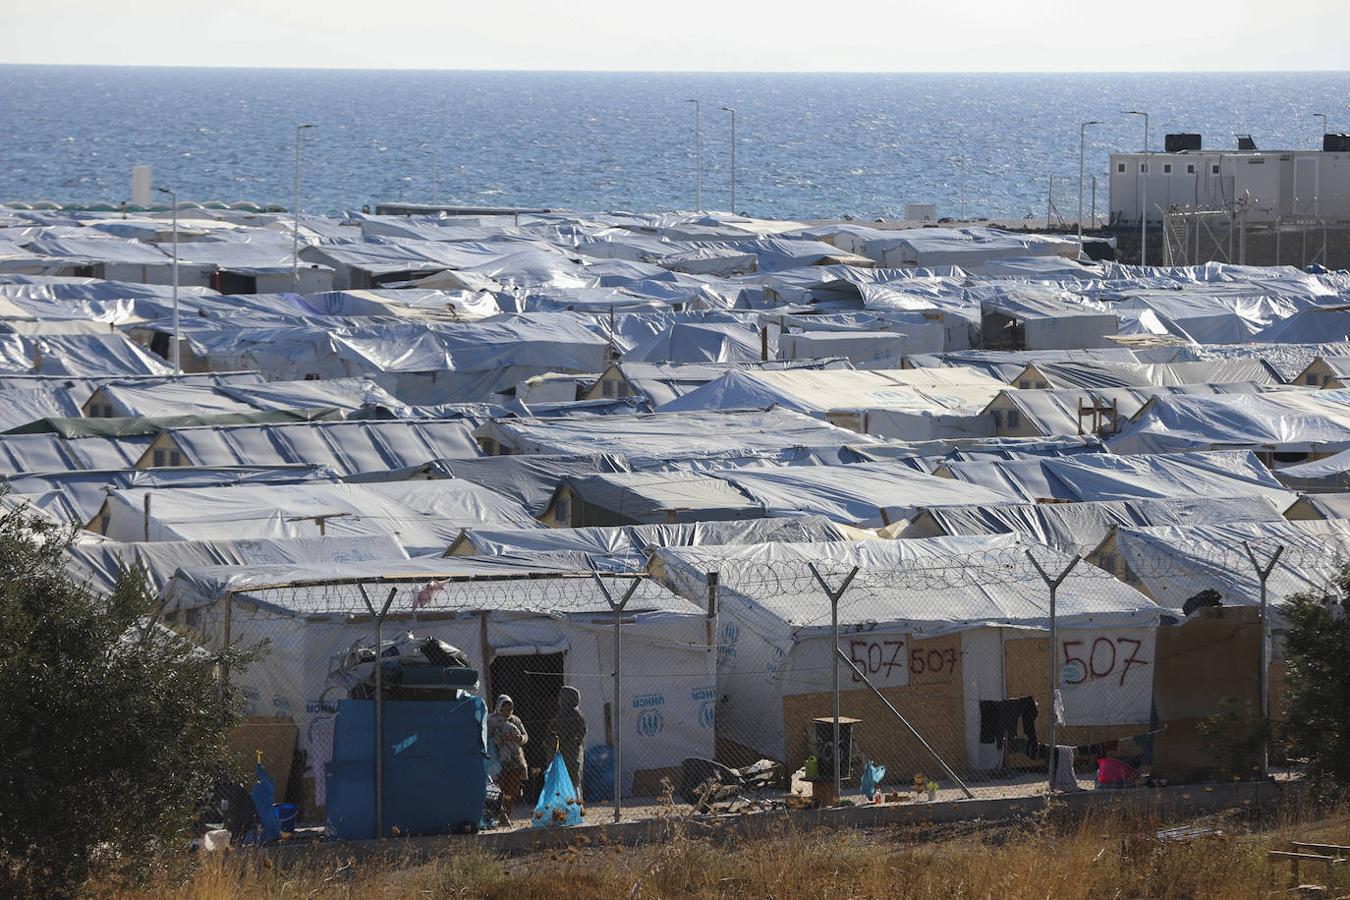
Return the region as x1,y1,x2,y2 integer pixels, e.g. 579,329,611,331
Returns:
487,694,527,826
547,685,587,799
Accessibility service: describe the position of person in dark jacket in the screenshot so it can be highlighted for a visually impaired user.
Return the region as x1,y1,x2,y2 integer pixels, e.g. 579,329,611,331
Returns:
547,685,587,798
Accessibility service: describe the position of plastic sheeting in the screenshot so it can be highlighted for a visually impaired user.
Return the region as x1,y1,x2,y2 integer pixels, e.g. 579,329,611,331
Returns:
1110,390,1350,455
475,408,878,468
101,480,540,555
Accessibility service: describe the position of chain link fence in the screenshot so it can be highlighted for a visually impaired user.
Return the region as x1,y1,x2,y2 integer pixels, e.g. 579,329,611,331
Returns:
159,536,1339,833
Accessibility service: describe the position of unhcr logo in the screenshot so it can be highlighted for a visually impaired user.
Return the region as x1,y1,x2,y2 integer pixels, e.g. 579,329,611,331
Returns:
637,709,665,737
632,692,665,709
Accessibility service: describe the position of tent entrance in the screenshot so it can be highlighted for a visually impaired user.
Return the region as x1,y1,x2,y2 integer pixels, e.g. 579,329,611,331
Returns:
490,651,565,799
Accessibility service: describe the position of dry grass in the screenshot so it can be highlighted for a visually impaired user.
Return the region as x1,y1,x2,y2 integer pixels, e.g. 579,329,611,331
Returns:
97,800,1350,899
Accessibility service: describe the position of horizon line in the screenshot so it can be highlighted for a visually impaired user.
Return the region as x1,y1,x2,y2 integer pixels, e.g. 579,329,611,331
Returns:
2,62,1348,75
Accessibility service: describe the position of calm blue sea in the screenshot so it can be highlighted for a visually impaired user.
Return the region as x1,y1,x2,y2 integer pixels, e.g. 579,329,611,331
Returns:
1,67,1345,220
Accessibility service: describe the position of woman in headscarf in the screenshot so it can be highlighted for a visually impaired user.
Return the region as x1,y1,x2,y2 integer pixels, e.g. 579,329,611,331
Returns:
486,694,528,826
547,685,587,799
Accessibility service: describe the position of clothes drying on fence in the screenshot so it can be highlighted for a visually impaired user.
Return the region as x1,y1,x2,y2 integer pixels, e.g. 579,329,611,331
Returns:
978,696,1039,750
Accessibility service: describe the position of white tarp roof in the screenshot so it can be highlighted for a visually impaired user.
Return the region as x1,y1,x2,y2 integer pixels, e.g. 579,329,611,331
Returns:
655,535,1159,636
100,480,540,554
1109,390,1350,455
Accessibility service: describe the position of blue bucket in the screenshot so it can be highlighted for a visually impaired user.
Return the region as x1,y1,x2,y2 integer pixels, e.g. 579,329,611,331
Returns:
273,802,298,833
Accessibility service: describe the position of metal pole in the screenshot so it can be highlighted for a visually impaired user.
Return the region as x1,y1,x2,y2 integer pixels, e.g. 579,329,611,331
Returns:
293,123,315,292
219,592,233,688
1025,550,1081,792
1242,542,1284,777
170,196,179,372
1126,111,1149,265
1047,174,1053,230
1091,175,1096,229
1078,120,1100,243
358,585,397,838
722,106,736,213
687,100,701,211
834,647,974,799
807,564,859,803
155,186,180,371
960,157,966,221
592,575,641,824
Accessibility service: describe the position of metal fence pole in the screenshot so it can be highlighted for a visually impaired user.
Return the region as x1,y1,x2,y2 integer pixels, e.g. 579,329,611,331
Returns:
1026,551,1081,792
593,575,641,824
219,591,233,689
358,585,397,838
1242,541,1284,777
808,564,859,802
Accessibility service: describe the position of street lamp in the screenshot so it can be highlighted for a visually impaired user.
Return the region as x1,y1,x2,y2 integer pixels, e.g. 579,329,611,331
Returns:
420,141,439,205
1078,120,1102,243
687,100,701,211
155,186,180,373
721,106,736,213
1125,110,1149,265
293,123,316,292
1314,112,1328,140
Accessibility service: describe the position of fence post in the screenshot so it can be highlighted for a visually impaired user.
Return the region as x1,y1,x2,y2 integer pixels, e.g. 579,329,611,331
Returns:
219,591,233,689
705,572,719,650
1026,550,1081,792
1242,541,1284,777
593,574,642,824
808,564,859,802
358,584,397,838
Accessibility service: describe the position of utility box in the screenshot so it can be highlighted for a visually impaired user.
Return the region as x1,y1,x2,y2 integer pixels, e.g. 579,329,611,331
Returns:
132,165,153,207
905,203,937,221
1164,133,1202,152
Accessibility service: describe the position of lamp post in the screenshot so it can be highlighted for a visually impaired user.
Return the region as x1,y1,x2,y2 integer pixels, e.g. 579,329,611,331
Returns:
1078,120,1102,243
687,99,701,211
155,186,180,373
1314,112,1328,139
293,123,316,292
420,141,439,205
721,106,736,213
1125,110,1149,265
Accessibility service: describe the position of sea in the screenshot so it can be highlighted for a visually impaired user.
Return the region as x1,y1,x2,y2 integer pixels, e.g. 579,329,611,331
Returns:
1,67,1345,220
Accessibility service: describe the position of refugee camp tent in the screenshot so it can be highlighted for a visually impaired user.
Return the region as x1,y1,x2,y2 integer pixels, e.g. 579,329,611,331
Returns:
165,557,717,798
474,409,879,467
653,535,1160,777
894,495,1288,557
95,479,541,554
446,515,857,570
1109,390,1350,457
938,449,1293,506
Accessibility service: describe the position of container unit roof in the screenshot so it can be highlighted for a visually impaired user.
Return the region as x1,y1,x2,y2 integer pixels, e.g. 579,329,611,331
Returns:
448,515,857,569
940,449,1293,506
716,461,1021,528
90,376,402,419
893,495,1287,557
1106,518,1350,615
150,418,482,475
0,333,174,377
654,534,1159,637
474,408,879,468
657,366,1005,418
99,479,541,555
1017,359,1283,390
1109,389,1350,455
66,534,408,597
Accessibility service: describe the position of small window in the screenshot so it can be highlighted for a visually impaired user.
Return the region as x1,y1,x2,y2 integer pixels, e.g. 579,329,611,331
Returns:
1211,164,1220,175
169,451,183,467
1140,163,1148,173
152,449,165,467
1116,163,1126,173
1007,409,1022,430
555,496,571,524
1163,163,1172,174
1186,164,1195,174
1308,373,1323,386
1018,380,1031,390
1248,158,1265,165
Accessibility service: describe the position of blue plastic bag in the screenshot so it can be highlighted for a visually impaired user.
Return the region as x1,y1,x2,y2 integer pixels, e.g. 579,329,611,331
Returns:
530,751,583,828
859,758,886,797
